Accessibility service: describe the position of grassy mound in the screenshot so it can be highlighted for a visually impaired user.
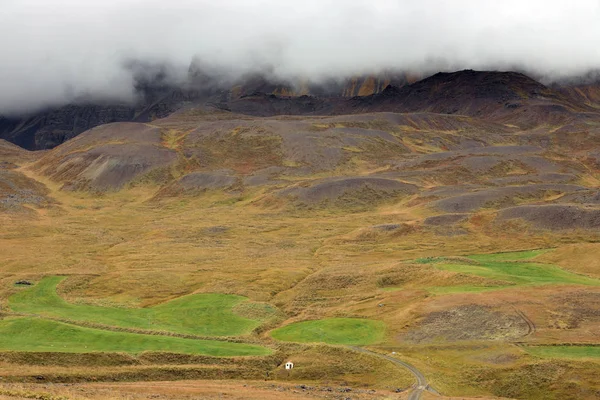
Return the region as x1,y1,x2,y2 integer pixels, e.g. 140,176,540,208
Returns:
525,346,600,360
0,317,270,356
9,276,269,336
270,318,385,345
430,250,600,292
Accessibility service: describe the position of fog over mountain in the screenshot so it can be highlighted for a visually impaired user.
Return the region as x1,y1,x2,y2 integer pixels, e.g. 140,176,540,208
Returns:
1,0,600,115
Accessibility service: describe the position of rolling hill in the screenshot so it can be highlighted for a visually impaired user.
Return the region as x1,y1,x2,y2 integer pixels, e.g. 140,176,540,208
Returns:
1,70,599,400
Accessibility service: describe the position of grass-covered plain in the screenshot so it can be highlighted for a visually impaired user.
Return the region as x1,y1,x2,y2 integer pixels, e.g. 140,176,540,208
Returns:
429,250,600,292
525,346,600,360
9,276,271,336
270,318,385,345
469,249,551,262
0,317,270,356
3,131,600,399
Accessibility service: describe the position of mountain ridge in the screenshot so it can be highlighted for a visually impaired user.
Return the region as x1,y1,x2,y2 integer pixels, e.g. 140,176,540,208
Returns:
2,69,599,150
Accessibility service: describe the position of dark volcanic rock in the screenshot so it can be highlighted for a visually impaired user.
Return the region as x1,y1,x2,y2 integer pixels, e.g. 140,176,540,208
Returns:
278,177,418,206
212,93,335,117
558,190,600,205
0,89,201,150
372,223,402,231
2,69,598,151
497,205,600,230
424,213,470,226
433,184,586,213
177,171,237,191
1,105,136,150
340,70,585,123
0,168,52,212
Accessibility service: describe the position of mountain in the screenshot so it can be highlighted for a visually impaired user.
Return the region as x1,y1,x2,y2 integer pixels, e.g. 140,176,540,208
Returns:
558,81,600,109
0,88,202,150
0,71,415,150
341,70,593,123
4,69,597,151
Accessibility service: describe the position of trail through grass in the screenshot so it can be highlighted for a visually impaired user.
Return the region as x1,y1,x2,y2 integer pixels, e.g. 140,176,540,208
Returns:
270,318,385,345
427,249,600,293
525,346,600,360
0,317,270,356
9,276,273,336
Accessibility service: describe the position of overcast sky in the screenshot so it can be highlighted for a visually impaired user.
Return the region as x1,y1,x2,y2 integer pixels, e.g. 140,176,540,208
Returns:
1,0,600,115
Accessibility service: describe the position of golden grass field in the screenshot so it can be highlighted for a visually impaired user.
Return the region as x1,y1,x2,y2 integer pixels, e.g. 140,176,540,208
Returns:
1,103,599,399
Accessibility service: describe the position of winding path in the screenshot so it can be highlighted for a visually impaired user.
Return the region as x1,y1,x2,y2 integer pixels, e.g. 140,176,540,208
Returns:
348,346,439,400
514,308,536,337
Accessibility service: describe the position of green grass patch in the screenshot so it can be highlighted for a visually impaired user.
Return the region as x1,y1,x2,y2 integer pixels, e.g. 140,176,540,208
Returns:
0,317,270,356
427,250,599,293
525,346,600,360
436,261,599,286
9,276,273,336
270,318,385,345
468,249,551,262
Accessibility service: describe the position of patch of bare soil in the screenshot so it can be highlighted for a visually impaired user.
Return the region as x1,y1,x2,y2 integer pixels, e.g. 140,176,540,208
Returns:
491,172,577,185
557,190,600,205
497,204,600,230
458,155,507,174
277,177,417,208
547,291,600,329
404,305,530,343
243,166,287,186
424,214,469,226
0,169,52,213
471,352,520,365
465,145,542,155
433,184,585,212
158,170,239,197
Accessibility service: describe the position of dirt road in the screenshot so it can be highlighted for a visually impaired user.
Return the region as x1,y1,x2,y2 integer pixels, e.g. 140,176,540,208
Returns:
348,346,439,400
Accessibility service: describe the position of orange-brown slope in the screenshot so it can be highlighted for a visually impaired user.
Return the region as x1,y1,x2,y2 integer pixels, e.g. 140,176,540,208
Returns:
0,139,38,166
32,123,177,192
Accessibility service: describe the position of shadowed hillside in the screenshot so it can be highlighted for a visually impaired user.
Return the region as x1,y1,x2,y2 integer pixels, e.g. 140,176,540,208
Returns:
4,69,599,151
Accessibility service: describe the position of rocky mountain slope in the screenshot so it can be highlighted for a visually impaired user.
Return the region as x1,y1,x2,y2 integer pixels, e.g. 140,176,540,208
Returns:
5,69,597,151
25,70,600,234
0,71,413,150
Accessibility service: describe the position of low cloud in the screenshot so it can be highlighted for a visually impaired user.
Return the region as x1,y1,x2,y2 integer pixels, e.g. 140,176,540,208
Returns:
1,0,600,114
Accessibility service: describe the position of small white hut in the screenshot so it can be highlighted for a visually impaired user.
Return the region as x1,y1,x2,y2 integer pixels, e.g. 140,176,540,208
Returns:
285,361,294,370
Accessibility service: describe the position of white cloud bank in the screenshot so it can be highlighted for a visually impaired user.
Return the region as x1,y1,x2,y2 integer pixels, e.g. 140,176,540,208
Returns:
1,0,599,114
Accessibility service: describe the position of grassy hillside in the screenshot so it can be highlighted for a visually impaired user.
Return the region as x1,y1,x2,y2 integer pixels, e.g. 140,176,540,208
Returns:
525,345,600,360
10,276,270,336
423,250,600,293
1,100,600,398
0,317,270,356
271,318,385,345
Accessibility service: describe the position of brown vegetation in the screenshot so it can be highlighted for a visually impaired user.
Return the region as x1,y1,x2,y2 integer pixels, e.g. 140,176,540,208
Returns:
2,70,600,399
